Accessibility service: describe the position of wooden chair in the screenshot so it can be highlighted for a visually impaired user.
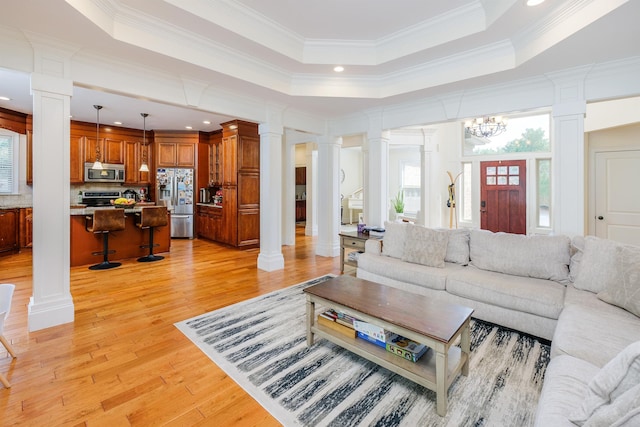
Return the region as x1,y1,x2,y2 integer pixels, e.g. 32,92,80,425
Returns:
0,283,16,388
136,206,168,262
85,209,126,270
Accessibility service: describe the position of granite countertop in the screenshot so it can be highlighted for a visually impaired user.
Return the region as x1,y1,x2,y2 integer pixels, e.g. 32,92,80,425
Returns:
196,203,222,208
70,206,146,216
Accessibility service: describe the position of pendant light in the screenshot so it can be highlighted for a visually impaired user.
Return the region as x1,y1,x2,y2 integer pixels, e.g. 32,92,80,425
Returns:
91,105,104,170
139,113,150,172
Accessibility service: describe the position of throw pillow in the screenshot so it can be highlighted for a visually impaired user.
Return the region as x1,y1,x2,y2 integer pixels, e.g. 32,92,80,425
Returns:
401,225,448,268
444,228,470,265
583,384,640,427
570,341,640,426
597,244,640,317
569,235,585,283
574,236,621,293
381,221,407,259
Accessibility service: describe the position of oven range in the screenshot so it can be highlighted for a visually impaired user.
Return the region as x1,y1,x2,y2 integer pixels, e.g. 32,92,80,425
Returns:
81,191,122,207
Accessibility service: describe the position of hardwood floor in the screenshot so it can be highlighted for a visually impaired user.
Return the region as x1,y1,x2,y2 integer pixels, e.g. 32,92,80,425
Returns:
0,229,341,426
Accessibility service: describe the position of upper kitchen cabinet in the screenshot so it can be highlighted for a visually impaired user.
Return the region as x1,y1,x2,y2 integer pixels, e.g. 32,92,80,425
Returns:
154,131,198,168
123,138,153,185
83,136,124,165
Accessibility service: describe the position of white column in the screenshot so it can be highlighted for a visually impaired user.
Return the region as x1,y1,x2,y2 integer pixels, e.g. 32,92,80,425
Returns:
258,123,285,271
420,129,437,227
549,69,588,237
363,113,390,227
282,138,295,246
316,136,341,257
305,145,318,236
28,73,74,331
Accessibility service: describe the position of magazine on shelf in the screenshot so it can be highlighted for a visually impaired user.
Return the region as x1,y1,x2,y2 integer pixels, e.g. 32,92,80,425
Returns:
386,334,429,362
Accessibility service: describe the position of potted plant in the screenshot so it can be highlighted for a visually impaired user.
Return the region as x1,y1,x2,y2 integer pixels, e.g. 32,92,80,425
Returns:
391,190,405,220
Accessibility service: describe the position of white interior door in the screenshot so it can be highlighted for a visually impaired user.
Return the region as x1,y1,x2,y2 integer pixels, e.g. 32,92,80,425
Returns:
595,150,640,245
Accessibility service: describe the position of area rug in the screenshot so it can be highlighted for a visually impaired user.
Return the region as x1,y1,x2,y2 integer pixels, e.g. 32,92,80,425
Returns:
175,275,550,426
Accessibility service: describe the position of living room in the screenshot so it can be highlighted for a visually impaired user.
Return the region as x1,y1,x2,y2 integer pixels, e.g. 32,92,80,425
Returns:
1,1,640,425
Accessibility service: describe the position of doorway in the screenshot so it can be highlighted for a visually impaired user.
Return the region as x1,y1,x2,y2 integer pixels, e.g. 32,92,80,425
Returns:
594,149,640,245
480,160,527,234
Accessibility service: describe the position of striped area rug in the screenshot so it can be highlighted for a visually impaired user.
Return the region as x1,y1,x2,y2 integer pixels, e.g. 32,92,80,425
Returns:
175,275,550,426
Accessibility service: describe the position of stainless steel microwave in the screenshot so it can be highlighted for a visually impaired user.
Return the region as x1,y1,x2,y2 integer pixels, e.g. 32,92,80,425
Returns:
84,163,125,183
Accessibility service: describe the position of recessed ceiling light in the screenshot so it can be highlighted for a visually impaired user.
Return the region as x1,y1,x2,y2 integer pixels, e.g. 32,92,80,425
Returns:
203,120,211,125
334,66,344,73
0,96,10,101
526,0,545,6
114,121,122,125
185,126,193,130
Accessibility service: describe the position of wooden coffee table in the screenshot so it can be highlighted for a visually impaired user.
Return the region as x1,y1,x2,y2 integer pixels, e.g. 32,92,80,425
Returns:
304,275,474,417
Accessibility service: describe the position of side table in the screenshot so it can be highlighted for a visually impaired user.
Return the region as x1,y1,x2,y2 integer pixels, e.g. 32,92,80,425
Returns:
339,230,383,273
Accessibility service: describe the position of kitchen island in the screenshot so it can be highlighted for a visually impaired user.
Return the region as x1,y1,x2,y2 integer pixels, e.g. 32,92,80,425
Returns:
70,206,171,267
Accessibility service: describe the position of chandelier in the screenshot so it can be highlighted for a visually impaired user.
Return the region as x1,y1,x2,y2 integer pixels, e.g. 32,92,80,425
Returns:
91,105,104,170
139,113,150,172
464,116,507,138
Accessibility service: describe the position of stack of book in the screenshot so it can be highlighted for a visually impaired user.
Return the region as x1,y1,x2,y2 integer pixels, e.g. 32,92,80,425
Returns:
317,309,356,338
353,320,429,363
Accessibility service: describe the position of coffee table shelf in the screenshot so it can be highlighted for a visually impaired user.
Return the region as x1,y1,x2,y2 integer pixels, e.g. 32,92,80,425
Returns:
312,322,465,391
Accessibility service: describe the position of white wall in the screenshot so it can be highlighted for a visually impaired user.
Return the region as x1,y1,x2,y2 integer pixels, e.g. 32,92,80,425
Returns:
340,147,362,223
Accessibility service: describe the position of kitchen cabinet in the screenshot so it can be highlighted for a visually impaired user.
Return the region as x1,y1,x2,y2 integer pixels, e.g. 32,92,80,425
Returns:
124,140,152,185
296,200,306,222
83,137,125,165
196,204,223,241
26,115,33,185
69,135,84,184
295,167,306,185
19,208,33,248
0,208,20,256
155,136,197,168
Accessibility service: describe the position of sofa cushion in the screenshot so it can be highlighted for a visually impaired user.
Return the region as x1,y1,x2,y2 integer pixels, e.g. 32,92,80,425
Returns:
552,286,640,367
569,235,585,283
444,228,470,265
357,252,462,291
469,229,570,282
534,355,600,427
597,244,640,317
381,221,407,259
570,341,640,426
574,236,621,293
581,386,640,427
446,266,565,319
401,225,448,268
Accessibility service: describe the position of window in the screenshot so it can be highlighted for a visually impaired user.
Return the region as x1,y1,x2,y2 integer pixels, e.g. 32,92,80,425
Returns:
401,161,420,216
0,131,19,194
463,113,550,156
537,158,551,227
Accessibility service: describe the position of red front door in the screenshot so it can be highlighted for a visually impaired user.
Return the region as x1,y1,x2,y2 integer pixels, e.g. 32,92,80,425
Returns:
480,160,526,234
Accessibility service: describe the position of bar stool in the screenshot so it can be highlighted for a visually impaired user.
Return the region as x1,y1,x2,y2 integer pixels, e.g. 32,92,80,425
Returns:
136,206,168,262
85,209,126,270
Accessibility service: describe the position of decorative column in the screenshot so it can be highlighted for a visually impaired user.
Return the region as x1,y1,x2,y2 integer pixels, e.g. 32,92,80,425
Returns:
258,122,285,271
548,68,588,237
363,111,390,227
29,72,74,331
282,135,296,246
420,129,437,227
315,135,341,257
305,144,318,236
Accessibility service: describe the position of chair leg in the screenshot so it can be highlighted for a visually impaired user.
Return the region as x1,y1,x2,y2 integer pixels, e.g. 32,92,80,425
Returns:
138,227,164,262
0,335,16,358
89,233,121,270
0,372,10,388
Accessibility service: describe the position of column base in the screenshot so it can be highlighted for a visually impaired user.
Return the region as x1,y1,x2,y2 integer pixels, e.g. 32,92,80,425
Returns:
257,252,285,271
28,296,74,332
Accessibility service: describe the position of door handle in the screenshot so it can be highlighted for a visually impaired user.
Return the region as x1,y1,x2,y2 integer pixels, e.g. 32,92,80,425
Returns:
597,216,604,220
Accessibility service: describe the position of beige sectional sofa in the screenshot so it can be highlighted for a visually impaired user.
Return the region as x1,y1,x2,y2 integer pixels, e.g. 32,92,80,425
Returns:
356,223,640,426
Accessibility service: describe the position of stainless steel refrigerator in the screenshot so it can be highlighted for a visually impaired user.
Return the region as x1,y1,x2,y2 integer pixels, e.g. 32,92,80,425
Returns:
157,168,194,238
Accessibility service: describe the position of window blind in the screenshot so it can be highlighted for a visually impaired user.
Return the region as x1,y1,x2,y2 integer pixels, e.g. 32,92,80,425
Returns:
0,135,14,193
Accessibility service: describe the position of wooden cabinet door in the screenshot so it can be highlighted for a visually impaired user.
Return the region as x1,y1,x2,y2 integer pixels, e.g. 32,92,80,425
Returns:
70,136,84,184
84,136,100,164
222,136,237,185
124,140,139,184
103,138,124,164
176,143,195,167
26,129,33,185
0,209,19,255
157,142,177,167
19,208,33,248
